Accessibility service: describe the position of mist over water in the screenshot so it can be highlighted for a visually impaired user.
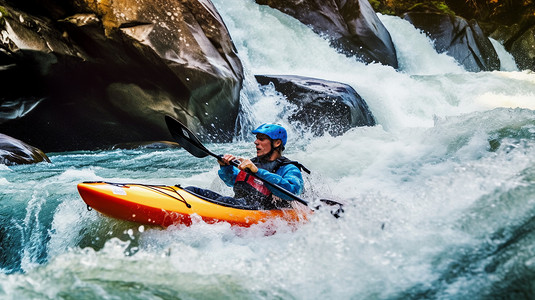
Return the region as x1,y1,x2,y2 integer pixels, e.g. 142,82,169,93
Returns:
2,0,535,298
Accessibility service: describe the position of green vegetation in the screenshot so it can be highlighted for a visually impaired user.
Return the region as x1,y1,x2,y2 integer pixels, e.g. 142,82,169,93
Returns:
0,6,11,26
370,0,535,25
0,6,10,18
459,0,535,24
370,0,455,16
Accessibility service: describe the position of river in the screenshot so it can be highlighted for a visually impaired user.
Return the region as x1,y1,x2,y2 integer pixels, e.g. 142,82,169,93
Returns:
1,0,535,299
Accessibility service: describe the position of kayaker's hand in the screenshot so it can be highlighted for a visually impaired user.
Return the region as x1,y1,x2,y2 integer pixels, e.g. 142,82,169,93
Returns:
238,158,258,173
219,154,238,166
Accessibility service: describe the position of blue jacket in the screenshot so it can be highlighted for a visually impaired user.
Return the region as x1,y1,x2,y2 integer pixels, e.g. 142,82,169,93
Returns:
218,163,304,200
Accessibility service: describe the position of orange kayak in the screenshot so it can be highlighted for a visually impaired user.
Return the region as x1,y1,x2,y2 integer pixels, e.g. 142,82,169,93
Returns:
77,181,310,227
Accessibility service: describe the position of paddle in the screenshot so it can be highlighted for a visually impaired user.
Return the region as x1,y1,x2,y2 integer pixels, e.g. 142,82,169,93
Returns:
164,115,344,215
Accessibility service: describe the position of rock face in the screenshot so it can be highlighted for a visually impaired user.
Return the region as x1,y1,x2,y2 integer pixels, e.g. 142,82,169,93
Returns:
0,0,243,152
507,25,535,71
402,12,500,72
255,0,398,69
0,133,50,165
441,0,535,70
255,75,375,136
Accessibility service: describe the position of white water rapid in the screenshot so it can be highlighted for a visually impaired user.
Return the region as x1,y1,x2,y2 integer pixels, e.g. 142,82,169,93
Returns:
1,1,535,299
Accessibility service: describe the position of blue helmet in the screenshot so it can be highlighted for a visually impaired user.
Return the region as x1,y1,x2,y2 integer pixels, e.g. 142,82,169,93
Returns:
252,123,287,146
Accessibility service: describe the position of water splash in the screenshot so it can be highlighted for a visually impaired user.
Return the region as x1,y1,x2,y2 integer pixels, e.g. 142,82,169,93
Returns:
2,1,535,299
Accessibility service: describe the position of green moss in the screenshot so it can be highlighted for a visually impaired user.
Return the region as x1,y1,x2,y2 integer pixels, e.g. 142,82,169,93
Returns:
0,6,10,18
371,0,454,16
370,0,393,15
0,6,11,26
407,2,455,14
431,1,456,15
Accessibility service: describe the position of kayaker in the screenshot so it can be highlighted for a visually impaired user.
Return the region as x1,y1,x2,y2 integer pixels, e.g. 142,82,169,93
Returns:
185,123,309,209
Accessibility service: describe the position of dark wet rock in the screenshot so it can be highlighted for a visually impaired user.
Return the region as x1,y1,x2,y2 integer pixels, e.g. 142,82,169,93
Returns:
507,25,535,71
0,133,50,165
0,0,243,152
486,17,535,71
402,12,500,72
255,0,398,68
443,0,535,70
255,75,375,136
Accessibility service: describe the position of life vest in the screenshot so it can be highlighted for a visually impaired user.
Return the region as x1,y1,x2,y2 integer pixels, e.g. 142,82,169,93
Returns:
233,156,309,209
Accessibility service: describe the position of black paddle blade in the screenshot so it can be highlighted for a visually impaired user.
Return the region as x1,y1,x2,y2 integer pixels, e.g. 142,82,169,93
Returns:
164,115,212,159
317,199,345,218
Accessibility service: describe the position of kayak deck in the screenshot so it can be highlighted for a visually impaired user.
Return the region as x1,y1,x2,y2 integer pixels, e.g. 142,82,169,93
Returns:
77,181,310,227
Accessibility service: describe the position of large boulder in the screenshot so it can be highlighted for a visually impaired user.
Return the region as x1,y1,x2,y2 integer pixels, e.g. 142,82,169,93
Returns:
0,0,243,152
0,133,50,165
255,75,375,136
402,12,500,72
255,0,398,69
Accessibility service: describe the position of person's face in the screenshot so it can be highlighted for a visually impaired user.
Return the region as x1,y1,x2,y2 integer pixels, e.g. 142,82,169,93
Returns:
254,134,272,157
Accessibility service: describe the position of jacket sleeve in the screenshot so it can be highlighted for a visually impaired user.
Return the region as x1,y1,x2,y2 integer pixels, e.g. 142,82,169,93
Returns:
218,165,239,187
254,164,304,200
